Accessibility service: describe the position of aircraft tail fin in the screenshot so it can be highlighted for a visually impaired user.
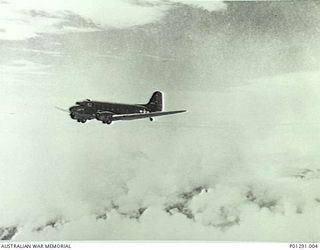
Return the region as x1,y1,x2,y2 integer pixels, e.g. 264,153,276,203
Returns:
145,91,163,112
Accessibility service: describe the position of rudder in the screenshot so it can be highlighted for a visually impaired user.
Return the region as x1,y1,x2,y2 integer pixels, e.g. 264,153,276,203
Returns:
146,91,162,112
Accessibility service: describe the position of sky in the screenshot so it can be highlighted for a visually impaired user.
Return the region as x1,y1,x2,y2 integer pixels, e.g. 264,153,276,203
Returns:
1,0,320,241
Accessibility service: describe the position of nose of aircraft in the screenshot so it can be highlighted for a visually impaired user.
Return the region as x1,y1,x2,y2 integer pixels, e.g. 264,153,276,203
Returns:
69,105,85,114
69,106,82,112
69,106,76,112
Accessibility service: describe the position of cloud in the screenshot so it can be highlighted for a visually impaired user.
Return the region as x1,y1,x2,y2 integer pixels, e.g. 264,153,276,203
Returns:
168,0,226,11
0,0,166,40
9,48,63,57
2,70,320,241
0,0,225,40
0,59,51,75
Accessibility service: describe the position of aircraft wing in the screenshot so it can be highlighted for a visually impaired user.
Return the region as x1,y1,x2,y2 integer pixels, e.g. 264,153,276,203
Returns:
112,110,187,121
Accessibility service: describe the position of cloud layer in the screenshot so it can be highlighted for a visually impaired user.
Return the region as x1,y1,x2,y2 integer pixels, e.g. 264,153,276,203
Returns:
0,0,225,40
2,70,320,241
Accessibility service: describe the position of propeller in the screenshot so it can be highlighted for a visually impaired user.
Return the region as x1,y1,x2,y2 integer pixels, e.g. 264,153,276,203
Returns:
54,106,69,113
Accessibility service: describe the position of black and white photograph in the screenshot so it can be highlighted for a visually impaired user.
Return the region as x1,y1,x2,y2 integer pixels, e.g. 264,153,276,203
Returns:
1,0,320,243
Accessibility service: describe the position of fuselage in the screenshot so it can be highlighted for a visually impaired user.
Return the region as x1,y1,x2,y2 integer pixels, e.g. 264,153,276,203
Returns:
69,91,164,124
69,100,150,122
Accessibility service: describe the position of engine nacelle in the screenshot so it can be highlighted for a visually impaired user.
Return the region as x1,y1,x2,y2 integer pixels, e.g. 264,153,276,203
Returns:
70,111,87,120
96,112,113,124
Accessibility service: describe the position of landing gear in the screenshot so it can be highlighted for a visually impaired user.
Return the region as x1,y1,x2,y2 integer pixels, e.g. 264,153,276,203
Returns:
77,119,86,123
149,117,153,122
102,119,112,125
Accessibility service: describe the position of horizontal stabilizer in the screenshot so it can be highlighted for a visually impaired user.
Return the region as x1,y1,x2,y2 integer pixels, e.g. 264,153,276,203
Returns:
112,110,187,121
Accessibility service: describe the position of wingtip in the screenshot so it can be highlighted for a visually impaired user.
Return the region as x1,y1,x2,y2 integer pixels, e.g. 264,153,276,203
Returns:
175,109,187,113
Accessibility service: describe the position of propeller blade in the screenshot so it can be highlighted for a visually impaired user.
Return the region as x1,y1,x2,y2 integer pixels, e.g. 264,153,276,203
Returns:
55,106,69,113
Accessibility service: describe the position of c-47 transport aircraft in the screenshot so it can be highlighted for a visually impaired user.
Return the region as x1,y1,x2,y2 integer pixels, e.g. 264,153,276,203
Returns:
68,91,186,125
